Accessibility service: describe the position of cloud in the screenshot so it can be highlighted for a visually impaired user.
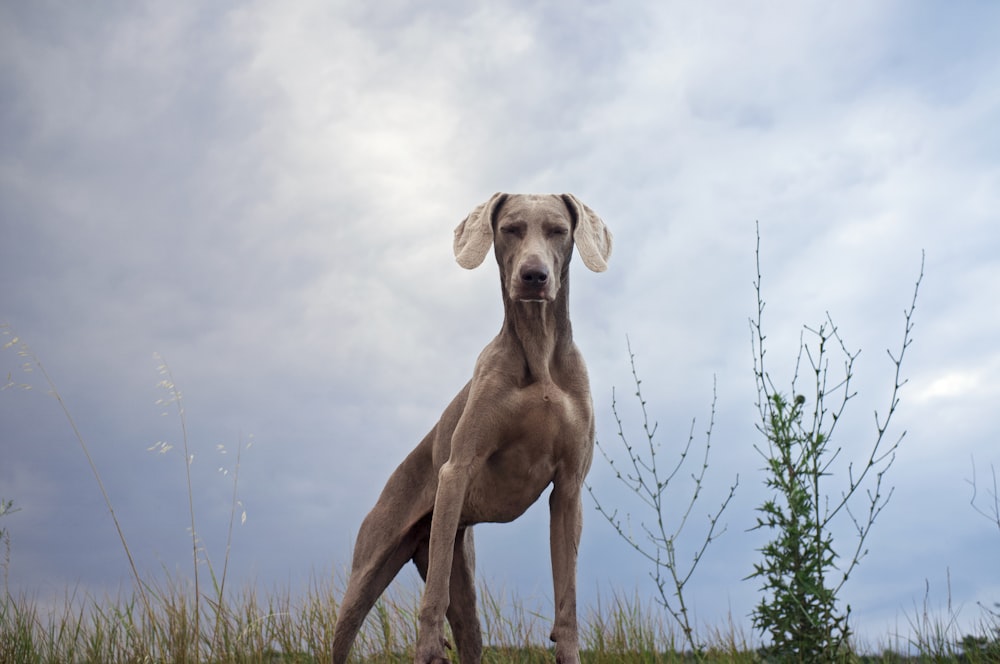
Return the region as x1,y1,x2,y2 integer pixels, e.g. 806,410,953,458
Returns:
2,0,1000,650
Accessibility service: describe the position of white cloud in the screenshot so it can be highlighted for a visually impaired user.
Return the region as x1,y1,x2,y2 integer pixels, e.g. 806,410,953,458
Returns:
914,366,991,404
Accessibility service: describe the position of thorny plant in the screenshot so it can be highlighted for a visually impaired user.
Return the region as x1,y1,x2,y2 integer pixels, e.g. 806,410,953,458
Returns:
589,339,739,655
747,229,924,662
965,459,1000,658
969,460,1000,535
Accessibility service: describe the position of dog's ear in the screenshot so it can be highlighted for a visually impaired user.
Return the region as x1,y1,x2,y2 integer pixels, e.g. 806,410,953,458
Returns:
561,194,613,272
454,192,508,269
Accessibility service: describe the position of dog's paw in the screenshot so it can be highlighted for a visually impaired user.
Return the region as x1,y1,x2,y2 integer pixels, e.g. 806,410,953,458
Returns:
554,650,580,664
414,650,450,663
414,634,451,663
552,637,580,664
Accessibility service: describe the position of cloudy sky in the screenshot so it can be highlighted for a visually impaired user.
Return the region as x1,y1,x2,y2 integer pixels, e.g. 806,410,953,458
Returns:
2,0,999,651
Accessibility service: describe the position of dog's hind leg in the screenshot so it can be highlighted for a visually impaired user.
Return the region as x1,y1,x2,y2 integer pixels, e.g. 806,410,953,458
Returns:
332,442,437,663
413,526,482,663
331,513,428,662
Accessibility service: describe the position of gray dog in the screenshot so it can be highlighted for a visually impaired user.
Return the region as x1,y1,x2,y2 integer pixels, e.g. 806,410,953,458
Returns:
331,193,612,663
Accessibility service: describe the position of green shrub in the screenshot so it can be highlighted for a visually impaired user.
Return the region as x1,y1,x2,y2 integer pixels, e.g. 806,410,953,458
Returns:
747,233,923,662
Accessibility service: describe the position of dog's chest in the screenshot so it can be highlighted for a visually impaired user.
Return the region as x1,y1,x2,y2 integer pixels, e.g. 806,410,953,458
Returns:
460,385,590,524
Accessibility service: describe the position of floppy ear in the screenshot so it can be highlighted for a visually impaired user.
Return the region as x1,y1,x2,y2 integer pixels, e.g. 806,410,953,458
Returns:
454,192,508,269
561,194,613,272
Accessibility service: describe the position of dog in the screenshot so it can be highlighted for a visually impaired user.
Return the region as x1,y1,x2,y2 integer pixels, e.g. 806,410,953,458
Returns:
331,193,612,663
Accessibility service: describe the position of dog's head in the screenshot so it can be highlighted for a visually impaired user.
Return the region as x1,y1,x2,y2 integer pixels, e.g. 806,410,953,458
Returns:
453,193,612,302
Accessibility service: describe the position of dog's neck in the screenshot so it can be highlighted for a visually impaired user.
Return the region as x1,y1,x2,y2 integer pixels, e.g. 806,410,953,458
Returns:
500,277,572,400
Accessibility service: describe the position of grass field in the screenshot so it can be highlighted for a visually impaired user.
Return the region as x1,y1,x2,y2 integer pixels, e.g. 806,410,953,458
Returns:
2,572,997,663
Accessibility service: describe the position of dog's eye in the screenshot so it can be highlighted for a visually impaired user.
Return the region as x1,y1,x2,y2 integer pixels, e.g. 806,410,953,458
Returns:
548,227,569,237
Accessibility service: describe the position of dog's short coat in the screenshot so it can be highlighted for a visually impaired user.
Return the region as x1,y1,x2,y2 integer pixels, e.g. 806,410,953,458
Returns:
330,193,612,663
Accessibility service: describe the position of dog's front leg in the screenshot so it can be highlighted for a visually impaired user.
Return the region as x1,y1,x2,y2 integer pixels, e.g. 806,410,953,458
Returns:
415,458,475,663
548,475,584,664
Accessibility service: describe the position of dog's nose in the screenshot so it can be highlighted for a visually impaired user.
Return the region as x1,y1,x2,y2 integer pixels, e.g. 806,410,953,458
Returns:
520,260,549,285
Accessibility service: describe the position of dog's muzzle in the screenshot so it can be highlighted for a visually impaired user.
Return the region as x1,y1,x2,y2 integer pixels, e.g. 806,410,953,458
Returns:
514,258,553,301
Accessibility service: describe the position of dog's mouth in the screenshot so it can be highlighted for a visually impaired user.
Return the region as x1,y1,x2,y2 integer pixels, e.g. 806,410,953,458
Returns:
512,286,553,302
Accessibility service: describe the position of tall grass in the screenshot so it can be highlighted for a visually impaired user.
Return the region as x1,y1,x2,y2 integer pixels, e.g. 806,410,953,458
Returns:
3,576,757,664
7,577,991,663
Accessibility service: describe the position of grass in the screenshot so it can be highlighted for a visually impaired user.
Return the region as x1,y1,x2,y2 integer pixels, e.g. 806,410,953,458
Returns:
0,578,739,663
2,577,994,663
